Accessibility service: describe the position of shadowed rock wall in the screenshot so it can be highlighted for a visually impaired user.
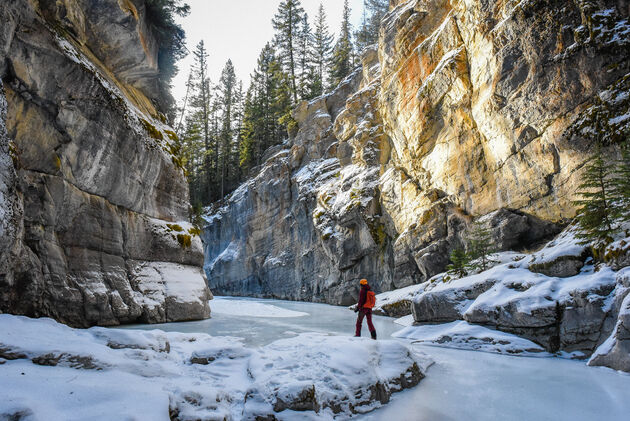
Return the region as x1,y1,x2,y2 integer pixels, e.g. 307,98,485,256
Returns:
0,0,211,327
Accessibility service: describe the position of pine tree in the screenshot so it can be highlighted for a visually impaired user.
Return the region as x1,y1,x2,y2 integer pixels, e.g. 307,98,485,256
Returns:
217,60,238,198
145,0,190,117
611,141,630,222
447,248,469,277
187,40,213,203
239,44,286,174
296,13,315,100
355,0,388,54
272,0,305,103
330,0,354,89
355,6,371,55
466,222,496,271
271,58,296,136
574,146,617,243
310,3,333,97
176,70,194,136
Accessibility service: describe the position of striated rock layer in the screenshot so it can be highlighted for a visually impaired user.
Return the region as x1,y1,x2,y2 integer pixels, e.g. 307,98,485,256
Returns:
0,0,211,327
204,0,629,307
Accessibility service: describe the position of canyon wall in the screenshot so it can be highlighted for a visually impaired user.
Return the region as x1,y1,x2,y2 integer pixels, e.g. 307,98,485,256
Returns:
204,0,629,306
0,0,211,327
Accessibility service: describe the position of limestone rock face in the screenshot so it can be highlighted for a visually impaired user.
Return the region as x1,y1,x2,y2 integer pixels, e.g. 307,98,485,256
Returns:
203,0,628,310
0,0,210,327
380,0,629,221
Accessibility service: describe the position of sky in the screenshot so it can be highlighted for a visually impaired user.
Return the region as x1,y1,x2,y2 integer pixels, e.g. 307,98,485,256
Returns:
172,0,365,103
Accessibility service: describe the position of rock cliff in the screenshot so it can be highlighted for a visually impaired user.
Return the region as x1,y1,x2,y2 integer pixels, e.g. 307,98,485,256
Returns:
0,0,211,327
204,0,629,306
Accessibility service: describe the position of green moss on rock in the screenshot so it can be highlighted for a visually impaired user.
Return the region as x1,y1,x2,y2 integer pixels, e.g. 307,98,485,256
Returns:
177,234,192,248
140,119,164,141
166,223,184,232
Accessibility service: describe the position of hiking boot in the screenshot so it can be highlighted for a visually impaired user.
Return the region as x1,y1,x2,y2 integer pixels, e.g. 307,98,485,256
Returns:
370,331,377,340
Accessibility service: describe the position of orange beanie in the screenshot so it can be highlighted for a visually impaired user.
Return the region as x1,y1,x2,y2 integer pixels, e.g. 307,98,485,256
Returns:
360,279,368,285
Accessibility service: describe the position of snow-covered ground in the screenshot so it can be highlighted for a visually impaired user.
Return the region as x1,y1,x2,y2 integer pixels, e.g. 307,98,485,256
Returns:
0,313,429,420
2,296,630,420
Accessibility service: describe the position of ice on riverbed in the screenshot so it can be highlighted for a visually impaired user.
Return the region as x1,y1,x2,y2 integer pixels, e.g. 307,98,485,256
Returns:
393,321,551,357
0,314,430,420
211,296,308,318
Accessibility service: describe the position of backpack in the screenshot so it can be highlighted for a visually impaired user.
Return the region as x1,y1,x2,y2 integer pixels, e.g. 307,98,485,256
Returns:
364,290,376,309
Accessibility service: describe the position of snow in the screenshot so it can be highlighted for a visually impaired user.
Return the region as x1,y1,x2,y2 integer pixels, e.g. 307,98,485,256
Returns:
0,314,429,420
210,297,308,318
373,283,427,313
1,361,170,421
132,261,208,308
248,334,431,416
609,112,630,125
394,314,415,326
527,226,585,266
589,267,630,364
393,321,550,357
208,240,240,271
462,263,616,318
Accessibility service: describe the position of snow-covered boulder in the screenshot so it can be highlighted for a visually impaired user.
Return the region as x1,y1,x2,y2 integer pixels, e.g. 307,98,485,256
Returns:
588,267,630,372
393,321,551,357
408,241,620,355
527,228,589,278
245,334,428,417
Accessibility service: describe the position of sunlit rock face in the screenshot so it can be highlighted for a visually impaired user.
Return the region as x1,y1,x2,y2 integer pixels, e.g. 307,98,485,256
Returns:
205,0,628,305
0,0,210,327
380,0,629,221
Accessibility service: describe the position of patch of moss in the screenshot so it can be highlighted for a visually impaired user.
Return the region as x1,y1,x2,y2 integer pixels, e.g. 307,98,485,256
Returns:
140,119,164,141
366,217,388,247
53,153,61,170
164,130,179,142
156,113,168,124
177,234,192,248
188,227,202,237
322,232,332,241
603,239,629,263
166,223,184,232
171,156,185,170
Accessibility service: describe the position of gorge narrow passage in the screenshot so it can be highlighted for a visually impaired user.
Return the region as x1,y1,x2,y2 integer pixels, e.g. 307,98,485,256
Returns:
123,297,630,420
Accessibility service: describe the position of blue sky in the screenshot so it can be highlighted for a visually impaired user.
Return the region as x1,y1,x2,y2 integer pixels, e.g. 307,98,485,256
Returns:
172,0,365,102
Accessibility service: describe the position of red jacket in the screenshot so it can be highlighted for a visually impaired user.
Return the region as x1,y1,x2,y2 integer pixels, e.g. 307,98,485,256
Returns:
357,285,370,309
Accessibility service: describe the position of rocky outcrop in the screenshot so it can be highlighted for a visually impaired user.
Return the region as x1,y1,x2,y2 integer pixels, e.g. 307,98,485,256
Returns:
0,0,210,327
407,232,628,358
588,267,630,372
205,0,630,305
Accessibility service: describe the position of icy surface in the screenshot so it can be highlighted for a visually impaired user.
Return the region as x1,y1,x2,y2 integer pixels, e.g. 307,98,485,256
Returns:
2,297,630,420
364,344,630,421
210,296,308,318
393,321,550,356
131,298,630,420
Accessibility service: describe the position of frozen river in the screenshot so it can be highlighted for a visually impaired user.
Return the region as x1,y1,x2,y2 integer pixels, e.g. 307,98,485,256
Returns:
124,297,630,420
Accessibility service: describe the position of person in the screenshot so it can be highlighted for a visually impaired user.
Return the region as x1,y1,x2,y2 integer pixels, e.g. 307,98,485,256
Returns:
354,278,377,339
